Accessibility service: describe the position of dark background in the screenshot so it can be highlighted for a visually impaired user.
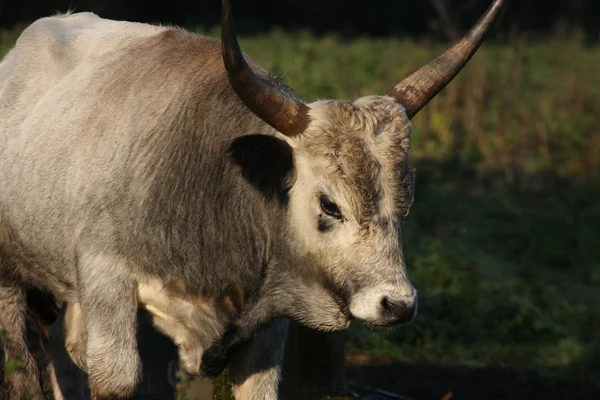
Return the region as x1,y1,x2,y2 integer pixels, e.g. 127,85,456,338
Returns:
1,0,599,41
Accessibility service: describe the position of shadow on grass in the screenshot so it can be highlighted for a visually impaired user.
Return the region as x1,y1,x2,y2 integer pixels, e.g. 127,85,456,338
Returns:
5,156,599,400
346,156,600,399
347,361,600,400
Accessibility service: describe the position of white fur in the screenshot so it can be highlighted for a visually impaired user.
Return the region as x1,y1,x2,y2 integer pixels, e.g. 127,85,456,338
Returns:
285,98,418,325
137,277,223,374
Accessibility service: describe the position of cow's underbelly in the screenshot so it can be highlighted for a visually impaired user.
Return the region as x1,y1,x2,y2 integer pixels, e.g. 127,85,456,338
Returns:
136,277,226,374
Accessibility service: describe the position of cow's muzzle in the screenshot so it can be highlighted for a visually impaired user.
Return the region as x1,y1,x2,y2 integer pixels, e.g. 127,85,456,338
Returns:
349,285,417,328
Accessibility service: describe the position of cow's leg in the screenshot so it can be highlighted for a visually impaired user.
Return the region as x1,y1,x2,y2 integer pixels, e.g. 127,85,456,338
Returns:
62,302,88,371
0,283,44,400
76,252,140,400
48,303,181,400
47,303,90,400
227,318,289,400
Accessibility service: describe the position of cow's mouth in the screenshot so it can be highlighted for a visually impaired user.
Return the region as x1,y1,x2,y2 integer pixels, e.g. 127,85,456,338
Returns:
355,317,405,331
346,307,407,330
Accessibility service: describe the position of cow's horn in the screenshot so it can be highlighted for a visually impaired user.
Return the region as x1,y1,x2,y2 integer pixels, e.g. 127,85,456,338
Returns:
221,0,310,137
387,0,505,119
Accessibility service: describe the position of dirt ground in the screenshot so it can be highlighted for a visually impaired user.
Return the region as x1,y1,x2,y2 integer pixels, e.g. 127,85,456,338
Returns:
346,358,600,400
2,321,598,400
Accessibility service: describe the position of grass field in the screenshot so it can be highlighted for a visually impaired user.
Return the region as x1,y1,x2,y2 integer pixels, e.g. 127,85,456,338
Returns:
2,23,599,397
225,28,600,385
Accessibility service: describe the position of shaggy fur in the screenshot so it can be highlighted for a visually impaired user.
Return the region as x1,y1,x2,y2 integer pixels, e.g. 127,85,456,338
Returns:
0,12,417,400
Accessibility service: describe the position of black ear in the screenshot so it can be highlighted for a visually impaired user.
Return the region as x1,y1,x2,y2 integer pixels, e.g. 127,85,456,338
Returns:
229,134,295,199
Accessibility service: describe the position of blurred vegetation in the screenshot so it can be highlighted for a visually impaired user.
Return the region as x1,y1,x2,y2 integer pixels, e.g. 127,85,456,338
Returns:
1,0,599,43
222,30,600,385
212,370,234,400
1,19,599,394
198,26,600,385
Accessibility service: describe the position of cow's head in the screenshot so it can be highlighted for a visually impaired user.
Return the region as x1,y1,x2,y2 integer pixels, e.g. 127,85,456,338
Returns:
222,0,504,329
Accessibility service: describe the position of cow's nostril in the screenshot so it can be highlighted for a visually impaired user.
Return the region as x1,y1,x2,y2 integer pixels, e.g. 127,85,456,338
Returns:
381,296,390,309
380,296,416,324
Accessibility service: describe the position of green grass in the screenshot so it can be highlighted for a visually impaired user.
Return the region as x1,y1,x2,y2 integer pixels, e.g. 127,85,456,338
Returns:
2,24,599,385
228,29,600,383
197,27,600,384
193,27,600,383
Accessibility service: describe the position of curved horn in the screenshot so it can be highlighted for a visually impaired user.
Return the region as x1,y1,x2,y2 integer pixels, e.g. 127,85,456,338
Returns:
221,0,310,136
387,0,505,119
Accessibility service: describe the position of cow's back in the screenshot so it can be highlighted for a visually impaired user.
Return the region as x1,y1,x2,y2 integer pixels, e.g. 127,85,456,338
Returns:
0,12,166,119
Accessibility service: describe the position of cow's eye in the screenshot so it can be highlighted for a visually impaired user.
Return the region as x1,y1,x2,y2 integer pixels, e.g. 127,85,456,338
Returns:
320,196,342,220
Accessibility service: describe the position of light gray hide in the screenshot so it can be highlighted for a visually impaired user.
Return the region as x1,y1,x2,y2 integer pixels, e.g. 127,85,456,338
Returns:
0,11,417,400
47,305,214,400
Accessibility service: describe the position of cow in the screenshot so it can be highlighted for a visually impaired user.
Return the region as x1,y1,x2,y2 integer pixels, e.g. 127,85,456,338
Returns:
0,0,505,398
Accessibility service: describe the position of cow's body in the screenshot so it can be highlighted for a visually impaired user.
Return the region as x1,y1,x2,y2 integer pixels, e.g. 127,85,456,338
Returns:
0,13,281,304
0,0,503,397
0,12,327,399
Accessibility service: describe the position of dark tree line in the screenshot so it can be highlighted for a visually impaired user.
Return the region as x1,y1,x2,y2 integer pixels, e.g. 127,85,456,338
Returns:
1,0,599,40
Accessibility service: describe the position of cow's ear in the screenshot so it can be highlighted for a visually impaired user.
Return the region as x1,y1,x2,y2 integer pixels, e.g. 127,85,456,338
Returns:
229,134,296,199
